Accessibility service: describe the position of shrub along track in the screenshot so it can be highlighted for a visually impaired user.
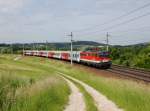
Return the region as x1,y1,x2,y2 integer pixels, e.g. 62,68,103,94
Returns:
59,72,123,111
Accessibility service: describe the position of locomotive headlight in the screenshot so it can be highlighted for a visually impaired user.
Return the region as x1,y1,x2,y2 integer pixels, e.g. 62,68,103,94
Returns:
103,59,109,62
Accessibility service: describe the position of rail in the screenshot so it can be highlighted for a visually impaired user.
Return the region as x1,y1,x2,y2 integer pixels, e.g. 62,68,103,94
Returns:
108,65,150,82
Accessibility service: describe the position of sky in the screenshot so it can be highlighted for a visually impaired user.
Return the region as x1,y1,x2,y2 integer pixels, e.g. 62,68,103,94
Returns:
0,0,150,45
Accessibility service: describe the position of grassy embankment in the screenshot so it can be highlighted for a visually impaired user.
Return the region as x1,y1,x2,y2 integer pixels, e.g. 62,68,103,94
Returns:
0,55,70,111
39,58,150,111
1,55,150,111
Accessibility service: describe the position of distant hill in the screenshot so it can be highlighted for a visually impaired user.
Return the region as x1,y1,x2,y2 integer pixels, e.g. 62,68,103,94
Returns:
0,41,106,53
51,41,106,51
33,41,106,50
47,41,105,47
0,41,149,53
127,42,150,47
72,41,105,46
113,42,150,48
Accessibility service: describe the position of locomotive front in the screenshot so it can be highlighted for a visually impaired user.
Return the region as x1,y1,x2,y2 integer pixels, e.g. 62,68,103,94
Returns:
80,50,112,69
98,51,112,69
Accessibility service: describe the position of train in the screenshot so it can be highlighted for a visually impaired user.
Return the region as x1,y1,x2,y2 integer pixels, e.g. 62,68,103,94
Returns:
24,50,112,69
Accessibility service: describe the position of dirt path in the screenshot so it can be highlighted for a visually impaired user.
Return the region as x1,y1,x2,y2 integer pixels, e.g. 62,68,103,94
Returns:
59,72,123,111
60,76,86,111
14,56,22,61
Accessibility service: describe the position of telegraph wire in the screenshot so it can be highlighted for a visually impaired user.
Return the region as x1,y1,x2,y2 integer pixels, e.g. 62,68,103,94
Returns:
75,25,150,38
111,29,150,38
76,12,150,36
109,26,150,35
74,2,150,33
73,25,150,46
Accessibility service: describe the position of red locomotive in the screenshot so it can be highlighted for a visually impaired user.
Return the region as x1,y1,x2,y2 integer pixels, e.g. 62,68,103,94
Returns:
24,50,111,69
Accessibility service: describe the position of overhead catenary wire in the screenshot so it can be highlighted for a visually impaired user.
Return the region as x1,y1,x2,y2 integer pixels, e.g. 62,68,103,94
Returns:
67,2,150,46
112,29,150,38
74,2,150,33
74,24,150,46
74,25,150,39
109,25,150,34
76,12,150,36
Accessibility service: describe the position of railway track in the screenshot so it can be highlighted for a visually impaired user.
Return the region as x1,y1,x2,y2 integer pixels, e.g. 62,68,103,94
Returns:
29,56,150,83
73,62,150,83
108,65,150,83
54,59,150,83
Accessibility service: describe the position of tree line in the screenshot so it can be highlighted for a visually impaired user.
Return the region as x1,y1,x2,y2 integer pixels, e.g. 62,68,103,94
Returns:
0,42,149,69
110,43,150,69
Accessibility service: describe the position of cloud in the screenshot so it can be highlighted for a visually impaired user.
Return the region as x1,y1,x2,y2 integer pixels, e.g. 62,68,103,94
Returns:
0,0,150,44
0,0,26,13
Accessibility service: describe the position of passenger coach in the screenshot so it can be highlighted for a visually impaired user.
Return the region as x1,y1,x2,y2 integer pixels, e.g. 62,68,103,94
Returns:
24,50,112,69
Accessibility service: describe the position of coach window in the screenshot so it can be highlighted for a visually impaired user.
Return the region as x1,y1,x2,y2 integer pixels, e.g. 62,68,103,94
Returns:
76,54,78,58
81,53,85,56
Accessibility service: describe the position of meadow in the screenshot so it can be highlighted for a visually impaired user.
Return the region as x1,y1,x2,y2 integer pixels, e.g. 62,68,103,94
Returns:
0,55,150,111
0,55,70,111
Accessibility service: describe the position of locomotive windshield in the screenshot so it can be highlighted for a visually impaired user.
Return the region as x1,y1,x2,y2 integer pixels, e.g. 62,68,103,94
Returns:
99,51,109,57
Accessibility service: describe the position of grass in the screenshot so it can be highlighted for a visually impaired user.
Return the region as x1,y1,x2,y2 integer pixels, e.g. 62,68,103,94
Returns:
1,55,150,111
0,74,29,111
10,77,69,111
0,55,70,111
44,58,150,111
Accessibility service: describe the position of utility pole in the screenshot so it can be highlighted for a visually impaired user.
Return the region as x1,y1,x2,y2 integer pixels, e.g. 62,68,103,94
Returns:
68,32,73,66
32,42,35,50
106,32,110,51
23,43,25,56
46,40,48,50
11,44,13,54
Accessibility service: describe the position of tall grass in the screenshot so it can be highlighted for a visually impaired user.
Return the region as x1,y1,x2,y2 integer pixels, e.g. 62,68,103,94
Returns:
10,77,69,111
0,73,28,111
0,55,70,111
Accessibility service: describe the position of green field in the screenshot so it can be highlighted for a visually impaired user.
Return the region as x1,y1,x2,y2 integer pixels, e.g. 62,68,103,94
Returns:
0,55,150,111
0,55,70,111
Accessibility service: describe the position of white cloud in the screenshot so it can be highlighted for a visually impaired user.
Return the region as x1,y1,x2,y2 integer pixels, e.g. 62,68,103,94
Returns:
0,0,150,44
0,0,26,13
